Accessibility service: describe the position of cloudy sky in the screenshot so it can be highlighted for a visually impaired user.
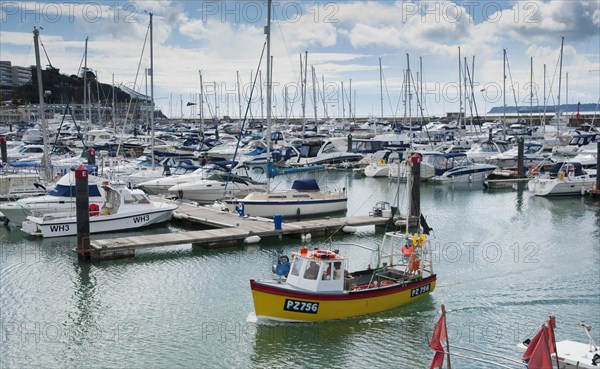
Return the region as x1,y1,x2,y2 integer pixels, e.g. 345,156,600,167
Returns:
1,0,599,119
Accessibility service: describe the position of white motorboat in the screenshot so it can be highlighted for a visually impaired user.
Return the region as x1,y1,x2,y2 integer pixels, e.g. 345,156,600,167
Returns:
489,141,547,169
465,140,510,163
223,179,347,218
168,173,266,203
21,184,177,238
363,151,401,177
284,138,364,167
527,162,596,196
0,167,107,226
136,161,235,195
0,162,46,200
430,153,497,184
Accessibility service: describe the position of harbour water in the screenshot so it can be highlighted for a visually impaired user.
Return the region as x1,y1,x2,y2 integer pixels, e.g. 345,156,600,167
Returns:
1,170,599,368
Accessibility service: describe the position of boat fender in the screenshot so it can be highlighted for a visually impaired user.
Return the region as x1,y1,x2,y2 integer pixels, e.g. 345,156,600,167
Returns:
301,233,312,242
402,244,414,257
244,235,261,244
342,226,357,233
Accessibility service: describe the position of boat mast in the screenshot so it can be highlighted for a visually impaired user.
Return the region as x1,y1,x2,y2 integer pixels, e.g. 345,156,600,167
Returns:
83,37,88,131
407,53,412,131
112,74,116,126
379,57,383,124
149,11,155,169
265,0,272,191
556,36,564,135
199,70,204,135
419,56,423,127
284,86,288,126
348,78,352,122
458,46,462,127
312,66,318,134
300,52,307,139
341,81,345,122
33,27,50,180
543,63,546,132
530,56,533,128
503,48,507,140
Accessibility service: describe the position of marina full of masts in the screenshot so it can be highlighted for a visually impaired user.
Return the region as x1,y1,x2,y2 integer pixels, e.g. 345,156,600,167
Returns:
0,103,599,204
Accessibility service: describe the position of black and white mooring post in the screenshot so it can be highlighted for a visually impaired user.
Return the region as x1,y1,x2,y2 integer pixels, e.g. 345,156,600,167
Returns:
410,153,421,219
0,136,7,164
517,137,525,178
75,164,91,260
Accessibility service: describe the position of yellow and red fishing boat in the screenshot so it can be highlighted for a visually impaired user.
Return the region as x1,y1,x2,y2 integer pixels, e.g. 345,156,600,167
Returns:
250,231,436,322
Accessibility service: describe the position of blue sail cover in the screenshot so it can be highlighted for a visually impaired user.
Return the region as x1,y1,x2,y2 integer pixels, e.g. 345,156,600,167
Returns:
291,179,320,191
48,183,102,197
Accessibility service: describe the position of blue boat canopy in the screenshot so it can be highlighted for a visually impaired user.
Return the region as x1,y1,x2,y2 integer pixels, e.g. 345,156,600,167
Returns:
291,179,320,191
9,161,48,168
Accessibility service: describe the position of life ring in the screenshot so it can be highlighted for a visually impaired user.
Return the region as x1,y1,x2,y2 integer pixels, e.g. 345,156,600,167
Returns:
313,250,336,259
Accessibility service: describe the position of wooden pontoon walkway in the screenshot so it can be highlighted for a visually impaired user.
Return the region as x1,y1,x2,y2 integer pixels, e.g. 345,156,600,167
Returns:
89,202,408,260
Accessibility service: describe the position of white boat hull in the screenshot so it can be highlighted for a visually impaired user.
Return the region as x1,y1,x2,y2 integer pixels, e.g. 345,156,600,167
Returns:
431,166,497,184
225,192,347,218
21,203,177,238
168,182,265,203
364,164,391,177
527,175,596,196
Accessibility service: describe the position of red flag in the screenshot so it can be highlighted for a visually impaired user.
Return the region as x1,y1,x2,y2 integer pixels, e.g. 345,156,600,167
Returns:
523,320,555,361
527,326,553,369
429,314,447,369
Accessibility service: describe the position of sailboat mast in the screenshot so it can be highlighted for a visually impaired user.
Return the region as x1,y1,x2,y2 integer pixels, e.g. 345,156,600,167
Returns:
83,37,88,130
284,86,288,125
458,46,462,127
557,36,564,135
341,81,345,122
530,56,533,127
312,66,318,133
149,11,155,169
199,70,204,134
419,56,423,126
379,58,383,122
112,74,116,125
503,48,507,140
348,78,352,122
33,27,50,179
407,53,412,130
301,51,308,139
543,63,546,131
265,0,272,191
